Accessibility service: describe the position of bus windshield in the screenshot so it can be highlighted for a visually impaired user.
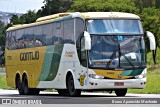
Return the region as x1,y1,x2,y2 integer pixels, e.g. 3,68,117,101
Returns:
87,19,143,34
88,35,146,69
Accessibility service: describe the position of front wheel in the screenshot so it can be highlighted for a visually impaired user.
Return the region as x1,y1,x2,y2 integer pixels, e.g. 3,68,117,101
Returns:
67,75,81,97
115,88,127,96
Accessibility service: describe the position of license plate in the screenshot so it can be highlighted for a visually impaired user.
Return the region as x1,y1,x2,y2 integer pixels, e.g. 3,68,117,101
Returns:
114,82,124,86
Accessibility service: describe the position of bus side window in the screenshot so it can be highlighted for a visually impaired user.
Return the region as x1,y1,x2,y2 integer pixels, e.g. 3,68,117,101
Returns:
43,23,52,46
75,18,85,63
80,37,87,67
9,31,16,50
16,29,24,49
34,26,43,47
52,22,63,45
6,32,11,50
24,27,34,48
63,19,75,44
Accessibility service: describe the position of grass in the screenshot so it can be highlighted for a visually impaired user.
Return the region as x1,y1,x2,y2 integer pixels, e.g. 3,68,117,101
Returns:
0,75,11,89
128,64,160,94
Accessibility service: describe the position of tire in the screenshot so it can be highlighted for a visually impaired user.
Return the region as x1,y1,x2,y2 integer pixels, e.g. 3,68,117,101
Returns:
57,89,68,96
22,75,30,95
16,77,24,95
115,89,127,96
67,75,81,97
30,89,40,95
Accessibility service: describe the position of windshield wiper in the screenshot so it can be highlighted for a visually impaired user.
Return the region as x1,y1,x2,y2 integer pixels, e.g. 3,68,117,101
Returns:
120,52,135,69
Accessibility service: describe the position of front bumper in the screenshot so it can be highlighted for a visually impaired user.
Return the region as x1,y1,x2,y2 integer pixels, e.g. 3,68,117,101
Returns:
84,77,146,89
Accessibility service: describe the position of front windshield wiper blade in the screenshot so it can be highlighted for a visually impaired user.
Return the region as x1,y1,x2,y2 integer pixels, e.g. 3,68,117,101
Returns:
120,52,135,69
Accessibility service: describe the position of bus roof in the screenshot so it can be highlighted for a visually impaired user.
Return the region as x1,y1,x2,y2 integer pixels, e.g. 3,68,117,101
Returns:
80,12,140,19
7,12,140,32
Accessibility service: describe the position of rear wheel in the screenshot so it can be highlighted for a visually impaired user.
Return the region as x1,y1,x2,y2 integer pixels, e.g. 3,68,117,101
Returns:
67,75,81,97
16,76,24,95
115,89,127,96
23,75,30,95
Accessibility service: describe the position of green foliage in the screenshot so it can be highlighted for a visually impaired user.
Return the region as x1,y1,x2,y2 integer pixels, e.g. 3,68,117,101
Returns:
0,21,5,49
140,8,160,50
10,10,38,24
40,0,73,16
70,0,139,13
0,75,11,89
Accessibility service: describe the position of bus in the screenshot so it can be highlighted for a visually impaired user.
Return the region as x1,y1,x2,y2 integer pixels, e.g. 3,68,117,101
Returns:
5,12,156,96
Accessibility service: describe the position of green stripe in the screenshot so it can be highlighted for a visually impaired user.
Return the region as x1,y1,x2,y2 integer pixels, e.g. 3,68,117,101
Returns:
121,69,144,76
39,45,64,81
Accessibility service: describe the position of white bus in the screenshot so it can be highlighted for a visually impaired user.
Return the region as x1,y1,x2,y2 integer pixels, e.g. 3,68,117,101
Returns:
5,12,156,96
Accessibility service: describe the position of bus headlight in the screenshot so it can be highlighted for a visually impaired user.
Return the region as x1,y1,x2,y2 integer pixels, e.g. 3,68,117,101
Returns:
135,69,147,79
89,74,104,79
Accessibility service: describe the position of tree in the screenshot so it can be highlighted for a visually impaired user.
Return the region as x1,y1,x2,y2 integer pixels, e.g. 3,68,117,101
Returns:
10,10,38,24
70,0,139,13
10,14,21,25
140,7,160,51
40,0,73,16
0,21,5,48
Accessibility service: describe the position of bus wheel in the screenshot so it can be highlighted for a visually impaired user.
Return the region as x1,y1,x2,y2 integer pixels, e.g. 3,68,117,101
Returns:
115,89,127,96
30,89,40,95
16,77,24,95
22,76,30,95
67,75,81,97
57,89,68,96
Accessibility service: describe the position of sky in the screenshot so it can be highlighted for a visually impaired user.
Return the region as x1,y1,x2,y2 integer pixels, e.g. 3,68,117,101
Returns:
0,0,44,13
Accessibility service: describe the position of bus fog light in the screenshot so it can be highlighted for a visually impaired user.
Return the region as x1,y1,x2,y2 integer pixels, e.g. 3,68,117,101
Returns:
89,74,104,79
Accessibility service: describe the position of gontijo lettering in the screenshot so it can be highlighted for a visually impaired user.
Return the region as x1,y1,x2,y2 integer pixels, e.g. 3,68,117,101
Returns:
20,51,39,61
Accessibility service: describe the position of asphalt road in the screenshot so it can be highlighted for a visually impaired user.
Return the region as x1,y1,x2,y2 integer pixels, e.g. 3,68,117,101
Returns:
0,70,5,75
0,89,160,104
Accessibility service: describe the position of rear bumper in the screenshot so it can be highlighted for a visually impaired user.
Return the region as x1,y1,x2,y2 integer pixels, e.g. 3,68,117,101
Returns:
84,77,146,89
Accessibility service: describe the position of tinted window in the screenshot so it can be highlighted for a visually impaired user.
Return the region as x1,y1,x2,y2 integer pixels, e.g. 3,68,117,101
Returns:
16,29,24,49
75,18,84,47
64,19,75,44
52,22,63,45
6,32,11,50
43,24,53,45
9,31,16,50
34,26,43,47
75,18,84,40
24,27,34,48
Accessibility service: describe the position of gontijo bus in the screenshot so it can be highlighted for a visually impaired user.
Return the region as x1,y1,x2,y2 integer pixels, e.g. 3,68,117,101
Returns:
5,12,156,96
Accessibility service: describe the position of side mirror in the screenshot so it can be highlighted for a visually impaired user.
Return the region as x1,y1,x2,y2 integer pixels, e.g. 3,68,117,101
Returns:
84,31,91,50
146,31,156,64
